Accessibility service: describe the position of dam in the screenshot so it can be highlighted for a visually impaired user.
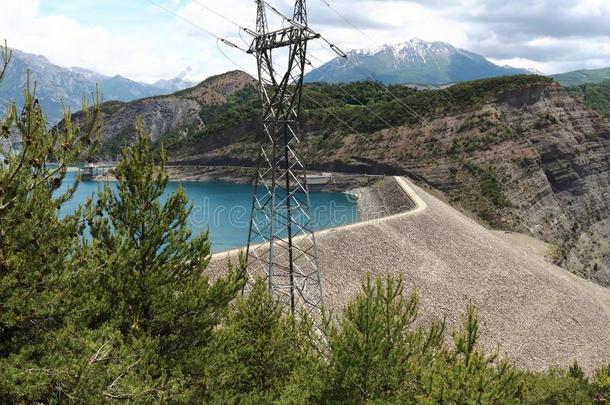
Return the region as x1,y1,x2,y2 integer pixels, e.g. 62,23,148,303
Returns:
209,176,610,373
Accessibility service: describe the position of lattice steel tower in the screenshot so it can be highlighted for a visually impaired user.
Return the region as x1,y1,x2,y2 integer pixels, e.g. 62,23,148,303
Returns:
246,0,322,317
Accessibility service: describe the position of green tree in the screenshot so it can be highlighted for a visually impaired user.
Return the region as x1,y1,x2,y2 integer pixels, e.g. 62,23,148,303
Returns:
205,279,324,404
0,40,102,402
65,120,246,401
413,304,523,404
324,276,523,404
521,367,594,404
324,276,445,404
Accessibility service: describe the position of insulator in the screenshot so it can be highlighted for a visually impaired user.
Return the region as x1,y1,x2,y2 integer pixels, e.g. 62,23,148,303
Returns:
242,27,258,36
330,44,347,58
220,38,241,50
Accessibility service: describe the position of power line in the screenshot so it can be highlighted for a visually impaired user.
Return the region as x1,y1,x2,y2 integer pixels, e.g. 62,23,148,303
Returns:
190,0,249,31
262,1,347,58
264,0,553,214
301,2,574,223
315,0,373,45
145,0,248,52
155,3,518,215
189,0,258,37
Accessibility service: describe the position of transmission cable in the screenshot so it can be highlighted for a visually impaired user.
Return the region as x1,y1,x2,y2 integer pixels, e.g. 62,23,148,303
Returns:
300,0,572,217
146,0,248,52
170,3,518,221
260,0,552,215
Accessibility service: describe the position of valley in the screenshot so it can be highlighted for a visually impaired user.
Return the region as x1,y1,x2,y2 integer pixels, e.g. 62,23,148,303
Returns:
3,0,610,399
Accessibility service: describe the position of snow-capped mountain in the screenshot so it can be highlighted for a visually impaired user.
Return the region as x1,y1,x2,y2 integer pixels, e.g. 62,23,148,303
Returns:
0,48,195,124
305,38,531,85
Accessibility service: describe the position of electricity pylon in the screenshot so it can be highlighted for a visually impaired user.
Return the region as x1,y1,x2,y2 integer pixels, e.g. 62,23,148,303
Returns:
246,0,323,317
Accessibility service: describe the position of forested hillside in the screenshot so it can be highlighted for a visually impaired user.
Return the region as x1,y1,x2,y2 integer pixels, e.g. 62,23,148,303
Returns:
568,79,610,118
553,67,610,87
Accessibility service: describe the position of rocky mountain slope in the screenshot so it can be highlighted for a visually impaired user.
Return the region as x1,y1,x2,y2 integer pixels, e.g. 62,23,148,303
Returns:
76,73,610,287
553,67,610,87
0,48,194,124
304,38,530,85
70,70,256,157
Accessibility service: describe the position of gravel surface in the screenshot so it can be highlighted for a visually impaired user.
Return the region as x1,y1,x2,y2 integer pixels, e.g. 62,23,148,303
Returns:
209,177,610,372
350,177,415,221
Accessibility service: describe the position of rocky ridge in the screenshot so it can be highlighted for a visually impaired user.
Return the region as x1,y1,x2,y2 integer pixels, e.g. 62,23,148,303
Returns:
71,70,256,156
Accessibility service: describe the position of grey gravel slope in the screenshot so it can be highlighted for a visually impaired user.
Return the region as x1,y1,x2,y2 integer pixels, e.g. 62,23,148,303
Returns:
210,177,610,372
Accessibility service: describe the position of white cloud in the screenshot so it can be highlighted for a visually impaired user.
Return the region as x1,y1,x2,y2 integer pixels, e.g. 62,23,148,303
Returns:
1,0,610,81
0,0,250,82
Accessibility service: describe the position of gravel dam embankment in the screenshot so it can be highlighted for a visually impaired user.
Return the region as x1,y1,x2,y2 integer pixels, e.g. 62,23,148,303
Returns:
209,176,610,372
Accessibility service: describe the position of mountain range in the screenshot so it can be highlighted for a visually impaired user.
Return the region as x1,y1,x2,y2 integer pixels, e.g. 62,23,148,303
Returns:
4,41,610,125
304,39,531,85
0,49,195,123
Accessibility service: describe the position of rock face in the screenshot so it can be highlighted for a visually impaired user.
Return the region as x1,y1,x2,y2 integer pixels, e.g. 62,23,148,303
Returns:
69,70,257,151
93,73,610,287
99,97,202,144
304,38,530,85
324,82,610,286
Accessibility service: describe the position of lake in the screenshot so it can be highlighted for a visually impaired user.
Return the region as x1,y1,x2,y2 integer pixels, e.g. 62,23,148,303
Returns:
59,172,359,253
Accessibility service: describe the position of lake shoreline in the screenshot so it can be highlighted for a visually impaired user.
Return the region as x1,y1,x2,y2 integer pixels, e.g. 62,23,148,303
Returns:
164,165,414,221
165,165,381,193
73,164,414,223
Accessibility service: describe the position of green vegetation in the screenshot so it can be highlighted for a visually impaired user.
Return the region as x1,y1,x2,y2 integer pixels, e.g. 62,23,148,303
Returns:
460,161,510,207
553,67,610,87
568,79,610,118
1,43,609,403
301,75,552,135
159,74,551,156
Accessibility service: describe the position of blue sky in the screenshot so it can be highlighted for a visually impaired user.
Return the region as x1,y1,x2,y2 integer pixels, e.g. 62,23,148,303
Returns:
2,0,610,83
38,0,174,31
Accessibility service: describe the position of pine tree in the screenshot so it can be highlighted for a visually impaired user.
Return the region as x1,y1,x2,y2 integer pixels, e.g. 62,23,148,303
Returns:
205,279,324,404
0,40,102,402
66,120,246,401
324,276,445,404
414,304,523,404
324,277,525,404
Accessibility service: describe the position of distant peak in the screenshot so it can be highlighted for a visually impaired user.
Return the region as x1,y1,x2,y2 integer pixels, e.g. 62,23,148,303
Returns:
305,38,531,86
349,39,457,58
12,48,51,64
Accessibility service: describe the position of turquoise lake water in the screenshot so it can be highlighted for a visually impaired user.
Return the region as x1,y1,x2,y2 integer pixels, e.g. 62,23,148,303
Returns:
59,172,359,253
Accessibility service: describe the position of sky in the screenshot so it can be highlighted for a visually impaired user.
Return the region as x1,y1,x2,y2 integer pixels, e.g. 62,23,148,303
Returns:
1,0,609,84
